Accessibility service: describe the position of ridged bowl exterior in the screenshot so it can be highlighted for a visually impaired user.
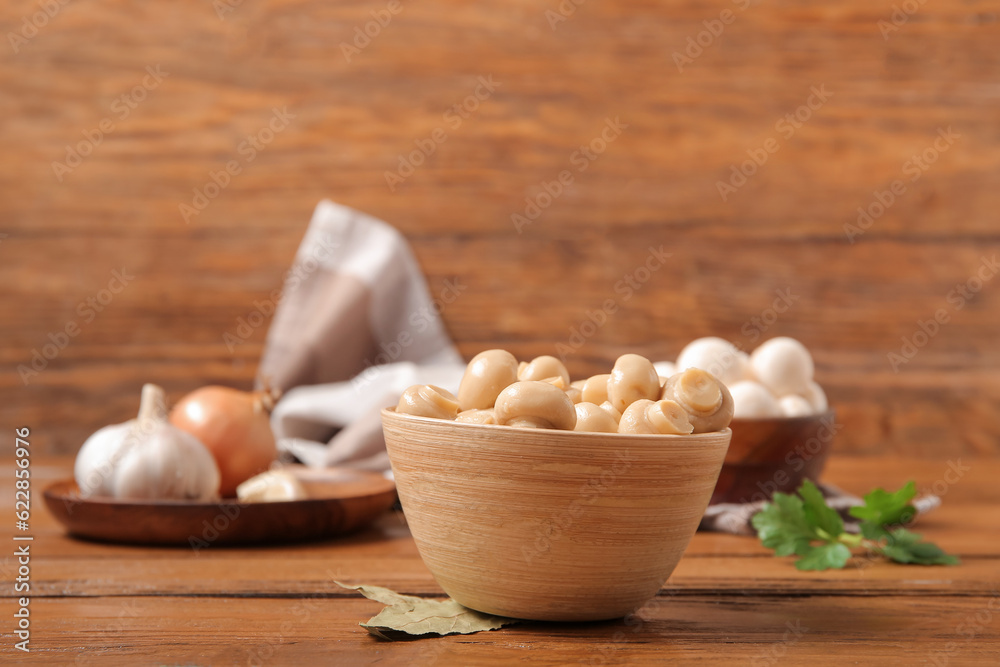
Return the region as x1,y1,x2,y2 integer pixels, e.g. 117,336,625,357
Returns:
382,408,730,621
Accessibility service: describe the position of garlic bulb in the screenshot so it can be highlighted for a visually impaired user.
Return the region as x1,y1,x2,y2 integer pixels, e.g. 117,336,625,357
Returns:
74,384,221,500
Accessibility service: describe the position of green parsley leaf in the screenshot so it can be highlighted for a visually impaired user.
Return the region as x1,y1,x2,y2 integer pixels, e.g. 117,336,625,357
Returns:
879,528,961,566
799,479,844,540
795,543,852,571
754,479,960,571
751,491,819,557
848,480,917,527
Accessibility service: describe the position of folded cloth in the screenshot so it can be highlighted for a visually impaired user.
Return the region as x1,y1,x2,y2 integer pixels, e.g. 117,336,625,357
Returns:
271,363,464,470
699,482,941,535
256,200,464,469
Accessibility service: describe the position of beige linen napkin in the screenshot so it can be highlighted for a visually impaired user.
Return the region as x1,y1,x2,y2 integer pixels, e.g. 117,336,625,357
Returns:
256,200,464,469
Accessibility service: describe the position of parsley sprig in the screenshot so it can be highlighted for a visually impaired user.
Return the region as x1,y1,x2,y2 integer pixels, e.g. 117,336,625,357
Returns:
751,480,960,571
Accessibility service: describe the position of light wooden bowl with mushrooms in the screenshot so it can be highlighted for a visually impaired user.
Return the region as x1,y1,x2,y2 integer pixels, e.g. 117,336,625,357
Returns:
381,408,730,622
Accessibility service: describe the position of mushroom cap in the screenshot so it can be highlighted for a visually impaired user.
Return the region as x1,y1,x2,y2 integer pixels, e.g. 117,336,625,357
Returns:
779,394,814,418
749,337,814,397
675,337,747,387
396,385,461,420
493,381,577,430
618,399,694,435
801,380,828,412
457,349,520,411
608,354,661,412
518,355,571,386
581,374,611,405
729,380,782,418
573,402,619,433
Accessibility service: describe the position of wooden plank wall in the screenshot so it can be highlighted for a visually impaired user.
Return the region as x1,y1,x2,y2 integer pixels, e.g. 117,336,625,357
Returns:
1,0,998,457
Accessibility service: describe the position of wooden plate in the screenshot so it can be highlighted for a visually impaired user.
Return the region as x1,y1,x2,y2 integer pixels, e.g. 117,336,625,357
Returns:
43,467,397,547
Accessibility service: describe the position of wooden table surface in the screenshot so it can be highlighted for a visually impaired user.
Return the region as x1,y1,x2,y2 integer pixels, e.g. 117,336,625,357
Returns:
3,455,998,666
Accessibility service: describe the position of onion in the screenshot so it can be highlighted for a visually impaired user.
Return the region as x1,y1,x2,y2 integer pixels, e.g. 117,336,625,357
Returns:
169,386,279,497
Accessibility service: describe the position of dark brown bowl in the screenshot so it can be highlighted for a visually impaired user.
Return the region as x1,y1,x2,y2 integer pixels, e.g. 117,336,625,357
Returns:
710,409,836,505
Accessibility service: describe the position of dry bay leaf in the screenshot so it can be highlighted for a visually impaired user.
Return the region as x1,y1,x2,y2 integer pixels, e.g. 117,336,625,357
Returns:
336,581,518,640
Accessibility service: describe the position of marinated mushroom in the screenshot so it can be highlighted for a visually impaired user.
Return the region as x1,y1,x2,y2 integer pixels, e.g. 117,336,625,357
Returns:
608,354,661,412
618,399,694,435
599,400,622,424
456,408,498,425
518,355,571,387
493,381,577,430
661,368,734,433
581,374,611,405
573,402,619,433
395,385,460,420
457,349,520,411
540,376,568,390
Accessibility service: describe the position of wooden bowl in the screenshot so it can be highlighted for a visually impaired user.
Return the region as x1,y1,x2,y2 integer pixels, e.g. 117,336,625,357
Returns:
381,408,730,622
710,409,836,505
43,467,397,546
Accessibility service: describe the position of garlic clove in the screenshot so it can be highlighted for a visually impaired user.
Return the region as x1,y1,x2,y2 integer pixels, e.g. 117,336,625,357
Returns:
236,469,308,502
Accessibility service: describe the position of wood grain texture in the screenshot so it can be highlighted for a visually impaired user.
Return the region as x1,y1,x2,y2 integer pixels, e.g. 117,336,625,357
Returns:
1,1,998,456
4,456,1000,665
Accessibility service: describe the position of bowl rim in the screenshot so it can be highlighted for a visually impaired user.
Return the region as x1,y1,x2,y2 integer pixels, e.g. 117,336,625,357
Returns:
381,407,731,443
